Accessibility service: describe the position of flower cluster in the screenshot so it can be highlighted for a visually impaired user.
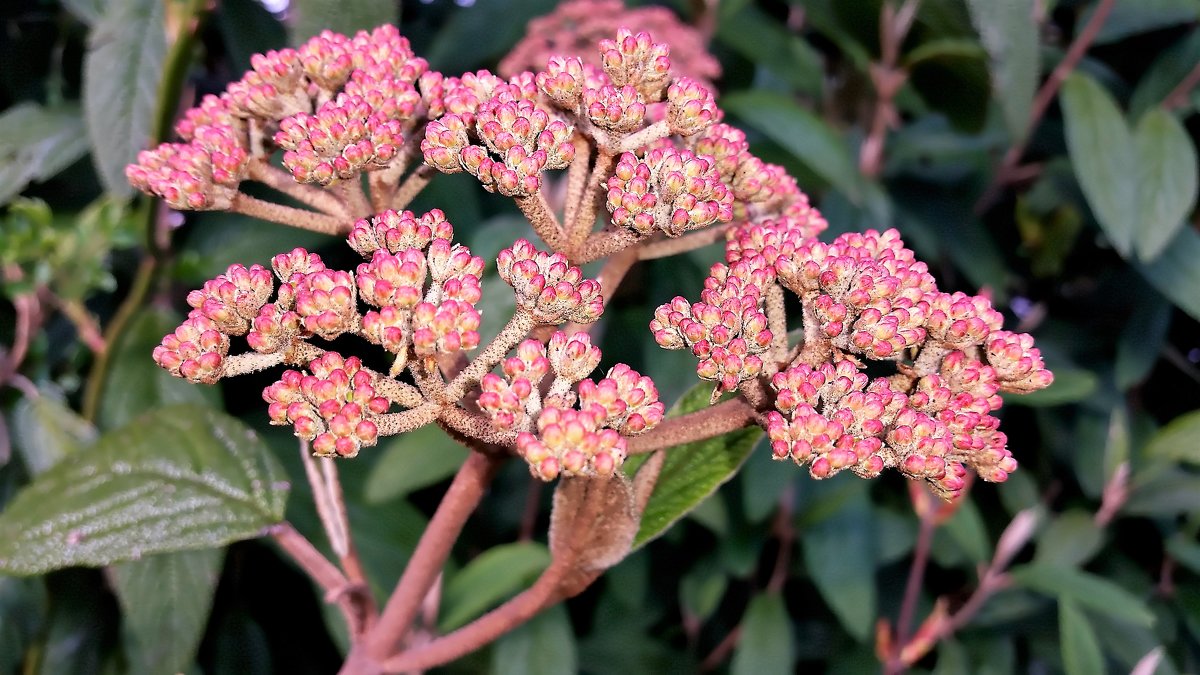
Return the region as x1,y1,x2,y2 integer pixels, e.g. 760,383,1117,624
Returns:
475,334,664,480
497,240,604,324
264,353,390,457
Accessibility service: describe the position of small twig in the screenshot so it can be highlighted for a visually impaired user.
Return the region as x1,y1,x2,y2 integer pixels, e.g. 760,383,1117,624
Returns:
444,311,536,402
1163,61,1200,111
859,0,921,177
568,150,617,251
270,522,367,636
895,501,937,650
975,0,1117,212
699,625,743,672
516,191,567,252
637,224,730,260
247,160,349,217
360,452,502,661
766,483,796,593
562,136,592,233
575,228,642,265
391,165,435,211
230,192,348,234
337,179,374,219
300,439,350,559
518,477,543,542
627,396,760,455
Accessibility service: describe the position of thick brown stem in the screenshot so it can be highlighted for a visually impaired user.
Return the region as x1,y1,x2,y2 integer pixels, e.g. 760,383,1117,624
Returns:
361,452,502,661
638,224,730,260
569,150,617,251
627,396,760,455
338,179,374,219
576,228,642,265
517,191,567,252
562,136,592,234
230,193,348,234
247,160,349,217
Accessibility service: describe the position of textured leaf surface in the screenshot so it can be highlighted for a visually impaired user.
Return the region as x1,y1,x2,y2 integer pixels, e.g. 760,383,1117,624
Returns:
439,542,550,632
731,593,794,675
1061,73,1137,255
82,0,166,198
1132,108,1198,260
1143,409,1200,464
723,90,863,202
1060,599,1104,675
967,0,1039,140
631,384,762,549
0,405,288,575
1009,563,1155,626
364,425,468,503
0,103,89,206
112,548,225,674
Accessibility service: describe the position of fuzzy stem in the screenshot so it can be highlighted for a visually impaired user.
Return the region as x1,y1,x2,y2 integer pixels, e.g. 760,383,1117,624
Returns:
616,120,671,154
439,407,519,447
562,135,592,233
568,150,617,251
627,396,759,455
370,375,424,409
247,160,349,217
444,311,536,402
516,191,567,252
575,228,642,265
221,351,286,378
230,193,348,235
375,401,442,436
638,224,730,260
765,283,789,369
391,165,435,211
361,452,502,660
338,179,374,219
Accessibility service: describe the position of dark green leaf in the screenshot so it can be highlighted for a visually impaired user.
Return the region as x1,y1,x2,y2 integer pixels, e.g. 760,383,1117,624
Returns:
1004,368,1098,406
1124,466,1200,515
0,103,89,206
364,425,469,504
731,593,794,675
439,542,550,632
739,437,794,523
717,6,824,96
61,0,105,23
491,603,577,675
0,405,288,575
1130,28,1200,118
1060,599,1105,675
722,91,863,202
966,0,1039,140
111,549,225,674
211,611,273,675
801,481,876,641
10,392,98,476
0,576,46,673
1143,409,1200,465
289,0,399,45
217,0,288,72
1133,108,1198,261
1116,295,1171,389
82,0,166,198
944,498,991,563
630,384,763,549
424,0,558,74
1087,0,1200,44
1166,534,1200,575
904,38,987,67
679,559,727,623
1061,73,1137,255
174,211,329,285
1035,510,1104,567
34,572,112,675
97,308,222,430
1138,226,1200,321
1009,563,1156,626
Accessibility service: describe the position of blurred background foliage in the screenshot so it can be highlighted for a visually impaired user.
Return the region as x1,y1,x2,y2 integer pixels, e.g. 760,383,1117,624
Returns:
1,0,1200,673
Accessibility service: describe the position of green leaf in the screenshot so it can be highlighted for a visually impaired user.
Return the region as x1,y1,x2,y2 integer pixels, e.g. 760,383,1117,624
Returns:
364,425,469,504
1087,0,1200,44
630,384,763,549
1009,563,1156,627
97,307,221,430
1138,226,1200,321
82,0,166,198
10,392,98,476
1132,108,1198,261
0,405,288,575
439,542,550,632
1004,368,1098,406
801,482,876,641
1124,467,1200,516
1035,510,1104,567
289,0,399,45
0,576,46,673
1143,409,1200,464
1130,28,1200,119
717,6,824,96
1116,295,1172,389
722,90,863,202
61,0,106,23
731,593,794,675
966,0,1039,141
111,548,225,674
1060,599,1105,675
0,103,90,206
1060,73,1137,255
424,0,558,74
739,437,794,523
679,559,728,623
217,0,288,72
943,498,991,563
33,571,112,675
491,603,577,675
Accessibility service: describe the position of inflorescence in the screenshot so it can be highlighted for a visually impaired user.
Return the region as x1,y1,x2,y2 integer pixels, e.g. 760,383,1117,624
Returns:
136,19,1052,499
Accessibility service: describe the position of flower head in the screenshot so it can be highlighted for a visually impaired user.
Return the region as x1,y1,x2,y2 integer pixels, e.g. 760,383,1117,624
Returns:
498,240,604,324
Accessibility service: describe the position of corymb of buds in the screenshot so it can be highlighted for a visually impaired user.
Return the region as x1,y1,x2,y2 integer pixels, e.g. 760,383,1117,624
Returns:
598,28,672,101
263,353,390,457
153,314,230,384
666,78,720,136
125,128,248,211
498,239,603,324
606,148,733,237
185,263,275,335
275,94,403,184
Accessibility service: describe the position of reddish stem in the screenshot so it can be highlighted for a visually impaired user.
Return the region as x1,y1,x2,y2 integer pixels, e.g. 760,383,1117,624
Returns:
627,396,760,455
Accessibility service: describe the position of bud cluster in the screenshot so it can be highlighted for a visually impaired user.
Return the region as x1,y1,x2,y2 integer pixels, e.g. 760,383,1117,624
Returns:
478,335,663,480
263,353,390,457
606,147,733,237
497,239,604,324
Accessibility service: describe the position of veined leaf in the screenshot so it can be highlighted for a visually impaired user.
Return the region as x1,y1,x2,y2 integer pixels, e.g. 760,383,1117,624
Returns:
1132,108,1198,261
82,0,166,198
1142,408,1200,465
0,405,288,575
439,542,550,632
0,103,89,206
1060,599,1105,675
1009,563,1155,626
967,0,1039,141
630,384,763,549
